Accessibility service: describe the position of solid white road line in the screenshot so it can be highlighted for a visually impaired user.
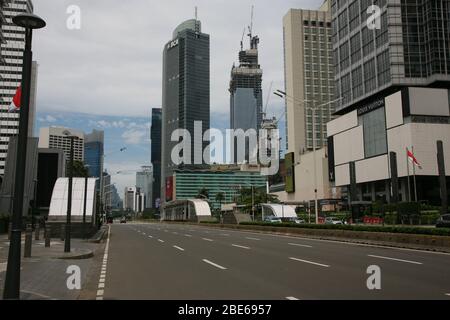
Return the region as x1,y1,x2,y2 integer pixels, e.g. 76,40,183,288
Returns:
232,244,251,250
97,289,104,296
173,246,185,251
445,293,450,297
286,296,299,300
203,259,227,270
289,257,330,268
368,254,423,265
158,239,165,243
246,237,260,241
288,243,313,248
202,238,213,242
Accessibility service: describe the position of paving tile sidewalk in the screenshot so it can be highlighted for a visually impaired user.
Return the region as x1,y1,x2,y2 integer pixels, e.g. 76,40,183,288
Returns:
0,232,105,300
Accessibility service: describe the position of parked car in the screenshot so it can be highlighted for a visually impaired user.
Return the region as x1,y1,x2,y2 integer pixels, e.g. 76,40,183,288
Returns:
264,216,282,223
120,216,127,224
282,217,305,224
325,217,344,225
436,214,450,228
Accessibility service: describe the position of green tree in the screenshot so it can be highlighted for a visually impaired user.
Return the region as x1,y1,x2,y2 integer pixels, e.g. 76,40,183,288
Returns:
67,160,89,177
237,187,279,214
215,192,225,211
196,187,209,200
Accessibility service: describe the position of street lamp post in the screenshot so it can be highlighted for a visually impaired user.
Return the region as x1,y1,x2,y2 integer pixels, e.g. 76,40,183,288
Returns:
82,164,90,239
3,13,46,300
63,131,76,253
274,90,342,224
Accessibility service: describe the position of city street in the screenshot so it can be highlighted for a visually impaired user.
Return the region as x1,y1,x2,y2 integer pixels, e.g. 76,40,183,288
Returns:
99,223,450,300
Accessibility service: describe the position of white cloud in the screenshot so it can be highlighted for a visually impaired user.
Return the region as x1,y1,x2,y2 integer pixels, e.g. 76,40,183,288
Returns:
122,129,147,145
33,0,319,118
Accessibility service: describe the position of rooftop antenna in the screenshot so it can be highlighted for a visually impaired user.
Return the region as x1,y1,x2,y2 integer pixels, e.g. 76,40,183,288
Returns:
195,6,198,20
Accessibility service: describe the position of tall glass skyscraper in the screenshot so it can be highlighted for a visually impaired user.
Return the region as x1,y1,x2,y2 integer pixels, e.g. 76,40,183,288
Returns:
151,108,162,208
161,18,210,202
84,129,104,181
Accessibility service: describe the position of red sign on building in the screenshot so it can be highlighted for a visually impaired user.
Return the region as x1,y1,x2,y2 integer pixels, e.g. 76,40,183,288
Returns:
165,176,173,201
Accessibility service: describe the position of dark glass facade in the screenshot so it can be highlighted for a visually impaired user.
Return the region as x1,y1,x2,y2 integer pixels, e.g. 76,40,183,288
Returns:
331,0,450,113
161,19,210,201
151,108,162,207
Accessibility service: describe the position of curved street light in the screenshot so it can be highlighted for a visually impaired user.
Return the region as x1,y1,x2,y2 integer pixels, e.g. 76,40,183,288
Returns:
4,13,46,300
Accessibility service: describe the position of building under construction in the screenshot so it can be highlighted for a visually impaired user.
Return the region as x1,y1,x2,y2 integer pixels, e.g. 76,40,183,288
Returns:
229,29,263,135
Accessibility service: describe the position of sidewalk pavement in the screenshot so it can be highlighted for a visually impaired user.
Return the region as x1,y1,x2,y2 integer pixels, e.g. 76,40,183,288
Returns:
0,229,106,300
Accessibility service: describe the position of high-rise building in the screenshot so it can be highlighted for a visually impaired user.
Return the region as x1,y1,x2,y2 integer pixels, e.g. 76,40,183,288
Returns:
327,0,450,206
151,108,162,208
84,129,104,179
0,0,37,175
38,127,85,162
229,32,263,137
124,186,144,213
136,166,152,209
161,18,210,202
282,0,334,159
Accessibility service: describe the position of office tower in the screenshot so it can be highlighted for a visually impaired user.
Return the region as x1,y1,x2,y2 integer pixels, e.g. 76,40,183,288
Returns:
124,186,144,213
84,129,104,179
38,127,85,162
136,166,153,209
282,0,334,159
327,0,450,206
151,108,162,208
0,0,37,175
161,18,210,202
229,32,263,136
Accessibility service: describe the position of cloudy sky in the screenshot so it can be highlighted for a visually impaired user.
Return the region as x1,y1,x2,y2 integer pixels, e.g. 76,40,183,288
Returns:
32,0,320,197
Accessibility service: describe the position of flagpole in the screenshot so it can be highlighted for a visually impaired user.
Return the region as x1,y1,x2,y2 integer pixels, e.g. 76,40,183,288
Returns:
406,147,411,202
412,146,418,202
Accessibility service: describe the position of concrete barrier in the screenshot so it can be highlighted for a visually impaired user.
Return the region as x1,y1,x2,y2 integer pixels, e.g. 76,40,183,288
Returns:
160,221,450,252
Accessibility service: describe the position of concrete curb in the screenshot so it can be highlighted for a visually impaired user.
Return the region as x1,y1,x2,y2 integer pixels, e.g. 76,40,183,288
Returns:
88,227,107,243
56,249,94,260
157,221,450,253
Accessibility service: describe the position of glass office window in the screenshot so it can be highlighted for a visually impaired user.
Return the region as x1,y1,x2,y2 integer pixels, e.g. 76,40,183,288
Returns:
361,107,387,158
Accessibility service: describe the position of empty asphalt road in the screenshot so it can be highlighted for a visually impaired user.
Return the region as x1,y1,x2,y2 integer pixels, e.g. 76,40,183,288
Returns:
97,222,450,300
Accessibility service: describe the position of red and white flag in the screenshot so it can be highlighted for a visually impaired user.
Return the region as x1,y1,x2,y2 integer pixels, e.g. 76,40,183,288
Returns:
407,148,422,169
8,85,22,113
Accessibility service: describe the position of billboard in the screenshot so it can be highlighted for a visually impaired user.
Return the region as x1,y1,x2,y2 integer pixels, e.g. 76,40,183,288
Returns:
165,176,173,201
285,152,296,193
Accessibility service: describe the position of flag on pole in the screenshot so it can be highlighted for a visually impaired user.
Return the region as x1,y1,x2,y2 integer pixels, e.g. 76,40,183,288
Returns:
407,148,422,169
8,85,22,113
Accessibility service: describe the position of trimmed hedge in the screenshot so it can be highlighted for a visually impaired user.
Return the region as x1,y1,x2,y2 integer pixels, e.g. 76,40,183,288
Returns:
239,221,450,236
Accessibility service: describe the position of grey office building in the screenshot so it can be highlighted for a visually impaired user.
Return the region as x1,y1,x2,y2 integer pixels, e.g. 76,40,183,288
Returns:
151,108,162,208
161,19,210,202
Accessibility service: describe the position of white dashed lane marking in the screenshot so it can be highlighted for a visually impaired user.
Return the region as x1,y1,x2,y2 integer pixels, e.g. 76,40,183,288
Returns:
245,237,260,241
96,226,111,300
232,244,251,250
288,243,313,248
202,238,213,242
289,257,330,268
368,255,423,265
202,259,227,270
173,246,185,252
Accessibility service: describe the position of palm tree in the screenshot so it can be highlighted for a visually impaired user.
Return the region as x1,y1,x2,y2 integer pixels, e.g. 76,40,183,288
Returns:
215,192,225,210
196,187,209,200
